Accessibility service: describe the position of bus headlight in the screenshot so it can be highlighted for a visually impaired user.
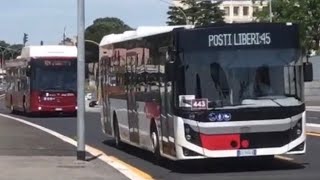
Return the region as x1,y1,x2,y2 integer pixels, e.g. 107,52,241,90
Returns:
296,129,302,136
290,118,303,140
184,124,201,146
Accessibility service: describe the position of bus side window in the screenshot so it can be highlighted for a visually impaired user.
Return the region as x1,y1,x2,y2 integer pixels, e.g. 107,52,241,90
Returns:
17,81,21,91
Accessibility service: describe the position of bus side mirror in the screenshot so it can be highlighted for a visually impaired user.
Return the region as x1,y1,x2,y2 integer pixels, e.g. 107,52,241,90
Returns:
165,61,175,81
303,62,313,82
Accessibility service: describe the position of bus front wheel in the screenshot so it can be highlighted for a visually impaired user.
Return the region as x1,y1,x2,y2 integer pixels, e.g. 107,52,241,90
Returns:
23,97,27,114
151,121,162,163
113,115,123,149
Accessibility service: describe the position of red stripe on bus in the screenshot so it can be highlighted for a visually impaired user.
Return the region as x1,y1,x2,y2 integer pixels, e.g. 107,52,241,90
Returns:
200,134,241,150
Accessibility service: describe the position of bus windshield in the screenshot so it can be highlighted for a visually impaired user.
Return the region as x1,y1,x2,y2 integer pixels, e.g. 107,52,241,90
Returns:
176,48,303,109
31,59,77,92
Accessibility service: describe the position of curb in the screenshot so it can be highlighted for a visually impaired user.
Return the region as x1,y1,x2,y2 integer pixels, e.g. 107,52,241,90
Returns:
306,106,320,111
306,123,320,134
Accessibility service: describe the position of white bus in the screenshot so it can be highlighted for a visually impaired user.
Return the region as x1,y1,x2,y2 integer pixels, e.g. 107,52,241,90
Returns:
98,23,313,161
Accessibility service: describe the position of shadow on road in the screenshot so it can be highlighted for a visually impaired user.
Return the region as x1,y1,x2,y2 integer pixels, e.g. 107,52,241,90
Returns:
12,111,76,118
86,154,102,162
102,139,306,174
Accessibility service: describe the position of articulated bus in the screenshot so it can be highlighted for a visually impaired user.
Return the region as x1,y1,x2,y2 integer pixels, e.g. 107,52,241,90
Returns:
5,45,77,115
98,23,313,161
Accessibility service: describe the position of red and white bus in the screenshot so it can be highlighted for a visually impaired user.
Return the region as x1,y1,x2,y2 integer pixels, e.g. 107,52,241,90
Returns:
5,45,77,115
99,23,313,161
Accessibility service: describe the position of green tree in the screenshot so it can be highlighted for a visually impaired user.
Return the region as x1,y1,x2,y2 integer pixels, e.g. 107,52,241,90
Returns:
85,17,132,44
254,0,320,54
8,44,23,58
197,0,224,25
166,0,225,26
0,41,9,48
0,40,23,60
84,17,133,95
85,17,132,63
166,6,186,25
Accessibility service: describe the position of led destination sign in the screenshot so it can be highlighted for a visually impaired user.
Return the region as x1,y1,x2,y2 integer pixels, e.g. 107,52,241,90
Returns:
208,32,271,47
178,24,300,50
43,60,72,66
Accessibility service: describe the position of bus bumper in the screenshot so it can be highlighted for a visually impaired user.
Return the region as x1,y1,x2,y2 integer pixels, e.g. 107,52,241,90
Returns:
173,113,306,160
30,105,77,114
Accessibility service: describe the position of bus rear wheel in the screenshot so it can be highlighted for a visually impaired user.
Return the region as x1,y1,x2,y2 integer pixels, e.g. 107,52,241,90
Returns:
151,122,162,163
10,97,14,114
10,104,14,114
113,116,123,149
23,97,27,115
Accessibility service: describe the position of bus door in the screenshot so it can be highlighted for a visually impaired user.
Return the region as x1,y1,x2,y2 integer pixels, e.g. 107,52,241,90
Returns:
126,53,140,144
159,49,176,157
102,57,113,135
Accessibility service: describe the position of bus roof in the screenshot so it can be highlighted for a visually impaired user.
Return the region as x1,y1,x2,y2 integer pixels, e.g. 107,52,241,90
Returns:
99,25,194,47
20,45,77,59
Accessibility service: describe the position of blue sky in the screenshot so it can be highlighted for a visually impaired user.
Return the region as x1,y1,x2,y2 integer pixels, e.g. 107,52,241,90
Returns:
0,0,169,45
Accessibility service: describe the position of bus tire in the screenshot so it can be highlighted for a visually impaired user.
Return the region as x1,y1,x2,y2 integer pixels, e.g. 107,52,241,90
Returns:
23,96,27,114
151,120,162,163
10,97,14,114
113,114,123,149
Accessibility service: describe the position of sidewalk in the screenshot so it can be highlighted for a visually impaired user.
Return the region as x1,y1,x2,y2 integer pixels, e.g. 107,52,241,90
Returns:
85,99,101,113
306,100,320,107
0,115,129,180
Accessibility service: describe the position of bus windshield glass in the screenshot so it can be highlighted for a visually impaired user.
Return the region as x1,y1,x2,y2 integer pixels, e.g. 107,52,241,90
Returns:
31,59,77,92
175,25,303,109
176,49,302,109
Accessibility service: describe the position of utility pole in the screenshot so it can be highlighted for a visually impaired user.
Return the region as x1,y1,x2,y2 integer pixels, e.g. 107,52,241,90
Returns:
63,26,67,45
269,0,273,22
77,0,86,161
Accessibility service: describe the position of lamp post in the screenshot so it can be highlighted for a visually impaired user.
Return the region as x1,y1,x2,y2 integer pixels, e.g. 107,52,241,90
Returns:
269,0,273,22
84,40,101,106
159,0,190,25
77,0,86,161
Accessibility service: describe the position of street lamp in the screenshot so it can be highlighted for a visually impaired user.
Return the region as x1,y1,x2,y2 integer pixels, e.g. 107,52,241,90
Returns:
159,0,191,25
269,0,273,22
77,0,86,161
75,39,100,104
84,39,101,106
85,39,99,46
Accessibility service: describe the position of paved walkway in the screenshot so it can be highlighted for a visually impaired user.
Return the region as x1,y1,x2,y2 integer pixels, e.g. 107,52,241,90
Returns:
0,115,129,180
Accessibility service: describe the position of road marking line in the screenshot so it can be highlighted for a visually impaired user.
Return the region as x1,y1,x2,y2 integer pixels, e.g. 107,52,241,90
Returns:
309,117,319,119
0,94,5,99
307,132,320,137
307,110,320,112
0,113,154,180
275,155,294,161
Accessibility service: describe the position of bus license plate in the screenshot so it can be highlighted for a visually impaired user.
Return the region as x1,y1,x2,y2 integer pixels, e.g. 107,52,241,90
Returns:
55,108,62,111
237,149,256,157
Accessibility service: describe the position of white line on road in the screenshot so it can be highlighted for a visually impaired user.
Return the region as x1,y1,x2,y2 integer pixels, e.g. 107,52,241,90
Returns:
309,117,319,120
307,106,320,112
0,113,154,180
306,123,320,134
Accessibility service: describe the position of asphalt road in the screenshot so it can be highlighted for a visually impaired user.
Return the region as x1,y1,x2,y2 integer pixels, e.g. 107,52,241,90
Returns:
1,100,320,180
306,111,320,124
0,113,75,157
